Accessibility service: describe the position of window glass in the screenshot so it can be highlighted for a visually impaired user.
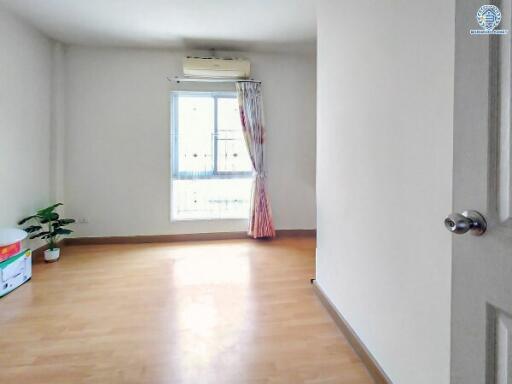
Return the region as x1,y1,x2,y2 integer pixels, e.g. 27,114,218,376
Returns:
216,97,253,173
176,96,214,174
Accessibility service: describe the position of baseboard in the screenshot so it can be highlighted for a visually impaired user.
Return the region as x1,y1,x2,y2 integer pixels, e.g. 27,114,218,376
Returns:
65,232,248,245
311,280,392,384
275,229,316,238
65,229,316,246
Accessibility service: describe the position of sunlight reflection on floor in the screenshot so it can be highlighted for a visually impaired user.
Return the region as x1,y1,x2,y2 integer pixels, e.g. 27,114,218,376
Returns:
172,250,252,382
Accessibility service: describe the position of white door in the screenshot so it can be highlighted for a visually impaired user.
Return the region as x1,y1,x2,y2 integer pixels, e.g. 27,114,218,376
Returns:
452,1,512,383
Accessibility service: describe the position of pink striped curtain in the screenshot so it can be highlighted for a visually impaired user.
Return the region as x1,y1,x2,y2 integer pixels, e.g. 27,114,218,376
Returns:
236,81,276,239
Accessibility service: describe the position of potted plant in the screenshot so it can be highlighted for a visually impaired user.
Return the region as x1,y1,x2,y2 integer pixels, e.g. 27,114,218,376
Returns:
18,203,75,262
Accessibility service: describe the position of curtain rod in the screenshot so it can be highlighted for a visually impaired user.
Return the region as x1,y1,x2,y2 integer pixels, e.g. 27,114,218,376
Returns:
167,76,262,84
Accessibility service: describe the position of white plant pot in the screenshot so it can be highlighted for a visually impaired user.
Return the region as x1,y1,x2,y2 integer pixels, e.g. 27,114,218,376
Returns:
44,248,60,263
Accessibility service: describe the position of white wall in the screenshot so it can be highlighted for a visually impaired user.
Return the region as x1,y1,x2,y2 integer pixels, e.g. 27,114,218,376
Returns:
316,1,454,383
64,46,316,237
0,8,54,237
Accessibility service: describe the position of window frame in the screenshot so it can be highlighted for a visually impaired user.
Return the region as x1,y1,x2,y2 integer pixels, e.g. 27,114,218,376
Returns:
170,91,253,181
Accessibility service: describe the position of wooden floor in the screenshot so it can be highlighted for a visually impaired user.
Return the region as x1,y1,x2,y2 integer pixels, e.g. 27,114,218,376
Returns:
0,237,373,384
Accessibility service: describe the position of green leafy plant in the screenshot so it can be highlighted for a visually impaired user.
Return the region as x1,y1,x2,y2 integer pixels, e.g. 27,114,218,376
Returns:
18,203,75,250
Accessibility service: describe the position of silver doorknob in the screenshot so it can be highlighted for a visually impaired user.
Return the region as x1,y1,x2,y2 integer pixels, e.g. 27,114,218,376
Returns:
444,210,487,236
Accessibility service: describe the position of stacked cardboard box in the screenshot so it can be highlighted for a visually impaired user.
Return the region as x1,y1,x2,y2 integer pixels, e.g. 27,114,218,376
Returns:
0,229,31,297
0,250,32,297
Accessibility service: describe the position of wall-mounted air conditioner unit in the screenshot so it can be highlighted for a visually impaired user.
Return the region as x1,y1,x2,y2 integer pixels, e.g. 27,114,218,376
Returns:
183,56,251,79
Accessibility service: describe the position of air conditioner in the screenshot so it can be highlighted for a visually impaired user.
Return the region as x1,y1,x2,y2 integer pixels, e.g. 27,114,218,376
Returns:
183,56,251,79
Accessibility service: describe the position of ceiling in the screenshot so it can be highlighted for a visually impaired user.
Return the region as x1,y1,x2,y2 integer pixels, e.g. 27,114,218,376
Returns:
0,0,317,53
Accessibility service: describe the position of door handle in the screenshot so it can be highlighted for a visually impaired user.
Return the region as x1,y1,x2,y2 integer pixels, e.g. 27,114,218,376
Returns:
444,210,487,236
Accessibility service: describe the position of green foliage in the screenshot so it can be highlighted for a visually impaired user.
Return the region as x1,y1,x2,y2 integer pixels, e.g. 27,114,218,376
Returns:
18,203,75,250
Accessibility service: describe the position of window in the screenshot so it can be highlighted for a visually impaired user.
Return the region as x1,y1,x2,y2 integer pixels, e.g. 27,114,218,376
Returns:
170,91,253,220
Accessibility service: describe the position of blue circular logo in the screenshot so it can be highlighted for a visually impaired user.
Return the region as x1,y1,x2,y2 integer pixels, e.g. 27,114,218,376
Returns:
476,5,502,31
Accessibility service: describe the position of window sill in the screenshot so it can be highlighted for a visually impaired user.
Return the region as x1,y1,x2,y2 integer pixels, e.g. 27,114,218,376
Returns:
170,217,249,223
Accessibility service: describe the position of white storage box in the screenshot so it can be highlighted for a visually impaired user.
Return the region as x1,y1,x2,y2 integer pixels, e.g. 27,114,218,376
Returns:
0,249,31,297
